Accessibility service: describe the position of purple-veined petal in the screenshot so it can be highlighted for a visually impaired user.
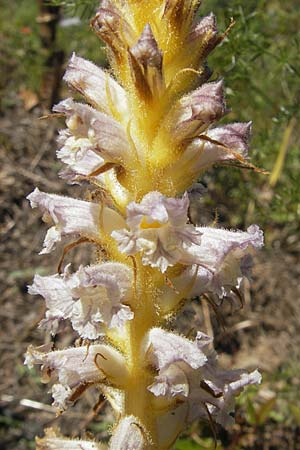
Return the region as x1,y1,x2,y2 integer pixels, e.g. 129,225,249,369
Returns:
187,368,262,428
207,122,252,157
27,188,100,253
182,121,252,173
25,343,128,409
63,53,128,117
27,188,126,253
144,328,208,371
53,98,131,167
188,13,218,44
146,329,261,431
70,263,133,339
169,80,226,143
28,270,74,334
160,225,263,301
29,263,133,339
112,192,202,272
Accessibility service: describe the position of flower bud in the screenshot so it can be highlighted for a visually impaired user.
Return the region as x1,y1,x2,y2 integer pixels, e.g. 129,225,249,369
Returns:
91,0,135,62
167,80,226,144
190,13,218,55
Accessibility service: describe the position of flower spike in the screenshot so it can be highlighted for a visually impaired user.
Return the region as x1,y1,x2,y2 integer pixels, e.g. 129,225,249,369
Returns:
27,1,264,448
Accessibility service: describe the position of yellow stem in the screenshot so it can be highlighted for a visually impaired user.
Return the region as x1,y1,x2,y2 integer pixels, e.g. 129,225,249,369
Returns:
125,259,159,448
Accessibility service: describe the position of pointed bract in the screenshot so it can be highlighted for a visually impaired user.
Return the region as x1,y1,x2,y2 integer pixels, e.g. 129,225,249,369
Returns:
129,24,165,101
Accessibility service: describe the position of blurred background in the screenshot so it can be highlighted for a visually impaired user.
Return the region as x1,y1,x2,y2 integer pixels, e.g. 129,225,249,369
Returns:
0,0,299,449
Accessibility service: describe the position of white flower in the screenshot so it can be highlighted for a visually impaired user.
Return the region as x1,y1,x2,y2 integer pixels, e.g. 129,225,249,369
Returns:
183,224,263,295
144,328,209,372
185,122,252,173
29,263,133,339
63,53,128,118
158,224,263,313
56,129,105,181
112,192,202,272
144,328,261,429
27,188,126,253
53,98,131,178
25,343,128,410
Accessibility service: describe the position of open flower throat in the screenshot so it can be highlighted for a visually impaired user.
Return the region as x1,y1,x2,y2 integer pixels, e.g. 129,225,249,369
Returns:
26,1,263,449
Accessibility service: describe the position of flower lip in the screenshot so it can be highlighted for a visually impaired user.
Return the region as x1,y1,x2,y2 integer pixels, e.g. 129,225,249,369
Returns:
53,98,131,167
29,263,134,339
112,192,202,272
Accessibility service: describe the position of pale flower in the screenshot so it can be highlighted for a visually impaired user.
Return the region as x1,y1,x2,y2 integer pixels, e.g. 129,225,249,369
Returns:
25,343,128,410
186,122,252,173
63,53,128,117
53,98,131,178
27,188,126,253
29,263,133,339
145,328,262,429
112,191,202,272
182,224,264,297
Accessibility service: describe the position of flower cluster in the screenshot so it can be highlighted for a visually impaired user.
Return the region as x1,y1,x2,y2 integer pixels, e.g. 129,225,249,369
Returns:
26,1,264,449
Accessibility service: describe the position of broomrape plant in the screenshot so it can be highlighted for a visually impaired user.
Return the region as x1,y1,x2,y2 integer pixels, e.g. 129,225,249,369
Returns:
26,1,264,448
